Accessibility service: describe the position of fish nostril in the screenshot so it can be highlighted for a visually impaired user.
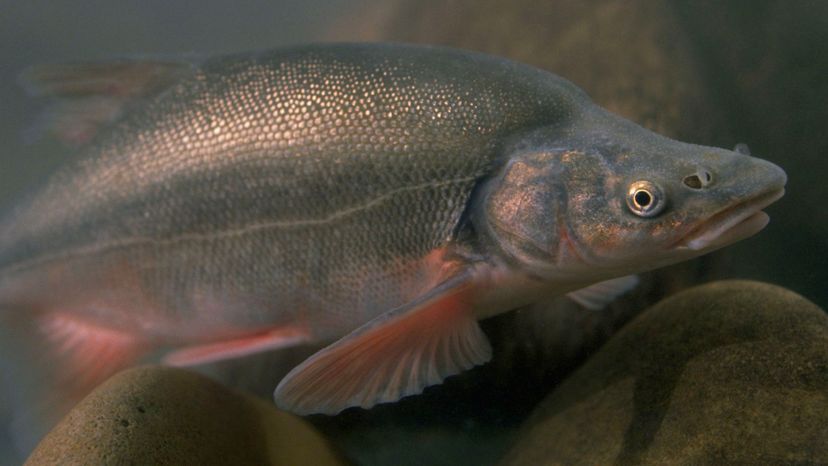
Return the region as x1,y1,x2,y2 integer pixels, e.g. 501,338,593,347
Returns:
683,169,713,189
701,169,713,186
683,174,703,189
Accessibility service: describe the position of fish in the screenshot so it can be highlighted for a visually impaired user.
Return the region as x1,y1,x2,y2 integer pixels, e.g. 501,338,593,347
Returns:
0,43,786,422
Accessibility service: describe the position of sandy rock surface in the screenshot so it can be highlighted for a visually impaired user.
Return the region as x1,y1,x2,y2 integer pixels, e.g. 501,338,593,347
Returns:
25,366,346,466
501,281,828,465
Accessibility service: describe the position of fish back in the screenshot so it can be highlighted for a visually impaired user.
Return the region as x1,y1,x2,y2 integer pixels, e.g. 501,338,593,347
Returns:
0,44,588,331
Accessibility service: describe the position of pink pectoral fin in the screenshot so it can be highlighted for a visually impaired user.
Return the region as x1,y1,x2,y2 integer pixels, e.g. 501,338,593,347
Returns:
163,326,311,366
273,272,492,415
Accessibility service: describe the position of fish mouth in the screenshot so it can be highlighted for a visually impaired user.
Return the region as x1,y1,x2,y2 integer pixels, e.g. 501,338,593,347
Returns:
677,188,785,251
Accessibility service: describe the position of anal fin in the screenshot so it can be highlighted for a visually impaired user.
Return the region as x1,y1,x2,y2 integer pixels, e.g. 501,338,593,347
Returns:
37,313,149,402
163,326,311,367
274,272,492,415
1,311,150,454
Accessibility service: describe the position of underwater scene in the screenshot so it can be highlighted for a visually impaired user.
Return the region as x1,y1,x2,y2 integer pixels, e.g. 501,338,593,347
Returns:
1,1,827,464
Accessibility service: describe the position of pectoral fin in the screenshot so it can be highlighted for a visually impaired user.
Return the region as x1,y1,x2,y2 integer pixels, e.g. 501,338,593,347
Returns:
273,272,491,415
566,275,640,310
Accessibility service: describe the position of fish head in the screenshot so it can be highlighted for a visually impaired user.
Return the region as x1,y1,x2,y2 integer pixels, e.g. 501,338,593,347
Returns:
477,120,787,282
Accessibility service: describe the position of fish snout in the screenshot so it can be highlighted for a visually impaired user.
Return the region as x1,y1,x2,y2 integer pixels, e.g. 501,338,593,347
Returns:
690,151,787,198
737,155,788,196
682,153,786,194
760,157,788,190
676,153,787,252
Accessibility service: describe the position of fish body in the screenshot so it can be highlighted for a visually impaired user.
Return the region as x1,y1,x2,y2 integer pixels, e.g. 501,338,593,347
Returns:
1,45,577,342
0,44,786,419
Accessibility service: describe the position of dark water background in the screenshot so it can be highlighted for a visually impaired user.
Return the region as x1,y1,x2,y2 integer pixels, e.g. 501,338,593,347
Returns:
1,1,826,464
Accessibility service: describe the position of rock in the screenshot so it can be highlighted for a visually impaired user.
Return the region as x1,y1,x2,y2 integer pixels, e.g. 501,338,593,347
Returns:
501,280,828,466
25,366,346,466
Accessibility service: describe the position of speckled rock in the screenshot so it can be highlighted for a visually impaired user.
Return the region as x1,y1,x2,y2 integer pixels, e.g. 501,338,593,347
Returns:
501,281,828,466
25,366,346,466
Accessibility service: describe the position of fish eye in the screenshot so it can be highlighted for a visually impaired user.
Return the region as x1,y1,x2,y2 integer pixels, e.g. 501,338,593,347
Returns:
626,180,666,217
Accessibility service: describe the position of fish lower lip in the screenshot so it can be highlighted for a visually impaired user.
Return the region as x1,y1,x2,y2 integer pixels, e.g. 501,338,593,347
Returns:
678,188,785,251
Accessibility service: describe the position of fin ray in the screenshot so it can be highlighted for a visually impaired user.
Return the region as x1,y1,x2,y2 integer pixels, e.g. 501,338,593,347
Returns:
163,326,311,366
566,274,640,310
0,311,150,454
36,313,149,403
274,272,491,415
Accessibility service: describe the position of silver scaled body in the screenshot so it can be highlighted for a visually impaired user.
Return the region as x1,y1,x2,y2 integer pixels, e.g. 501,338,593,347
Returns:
0,44,587,345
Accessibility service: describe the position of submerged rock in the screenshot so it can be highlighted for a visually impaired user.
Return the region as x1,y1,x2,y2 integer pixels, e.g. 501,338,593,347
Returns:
501,280,828,465
25,366,346,466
